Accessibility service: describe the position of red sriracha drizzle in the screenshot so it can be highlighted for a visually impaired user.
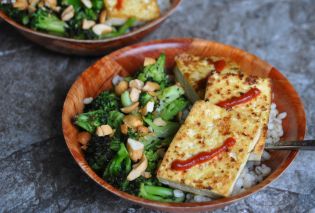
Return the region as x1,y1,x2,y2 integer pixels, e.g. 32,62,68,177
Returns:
115,0,123,10
216,87,261,109
214,60,226,73
171,137,236,171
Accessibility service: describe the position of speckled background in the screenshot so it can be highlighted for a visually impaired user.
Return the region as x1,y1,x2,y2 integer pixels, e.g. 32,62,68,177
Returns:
0,0,314,212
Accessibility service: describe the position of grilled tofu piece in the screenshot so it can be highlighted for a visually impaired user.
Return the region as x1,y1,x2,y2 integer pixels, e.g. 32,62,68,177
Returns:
104,0,160,24
205,73,272,161
157,101,262,197
174,53,240,100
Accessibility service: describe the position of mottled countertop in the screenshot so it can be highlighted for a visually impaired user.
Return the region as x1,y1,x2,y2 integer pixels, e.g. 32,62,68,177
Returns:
0,0,314,212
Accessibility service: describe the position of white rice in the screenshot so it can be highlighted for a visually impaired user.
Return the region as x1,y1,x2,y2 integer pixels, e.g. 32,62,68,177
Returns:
183,102,286,202
157,0,171,13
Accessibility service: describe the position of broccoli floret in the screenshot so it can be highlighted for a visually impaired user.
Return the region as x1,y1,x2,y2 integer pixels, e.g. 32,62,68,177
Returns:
109,136,121,151
143,117,179,138
160,97,189,121
137,54,168,87
139,184,185,202
139,92,153,106
156,85,185,112
127,128,140,140
31,9,67,35
85,136,114,174
144,150,159,174
87,91,120,112
103,143,131,178
74,110,106,133
107,111,124,129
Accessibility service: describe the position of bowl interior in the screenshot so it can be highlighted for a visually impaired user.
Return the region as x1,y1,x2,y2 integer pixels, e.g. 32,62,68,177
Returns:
62,38,306,212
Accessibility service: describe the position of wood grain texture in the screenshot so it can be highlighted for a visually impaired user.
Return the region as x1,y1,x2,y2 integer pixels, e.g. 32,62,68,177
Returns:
0,0,181,56
62,38,306,212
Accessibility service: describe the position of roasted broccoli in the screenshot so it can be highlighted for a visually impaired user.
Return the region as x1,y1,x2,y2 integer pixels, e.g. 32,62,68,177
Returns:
160,97,189,121
143,117,179,138
137,54,168,87
31,9,67,35
139,184,185,202
107,111,124,129
87,91,120,112
74,110,106,133
139,92,153,106
156,84,185,112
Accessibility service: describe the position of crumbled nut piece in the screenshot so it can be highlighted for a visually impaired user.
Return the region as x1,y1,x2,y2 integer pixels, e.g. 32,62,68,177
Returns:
144,57,156,66
81,0,92,8
96,125,113,137
120,123,128,134
140,101,154,116
115,80,128,95
129,79,144,90
13,0,28,10
123,115,143,128
92,24,112,35
130,88,141,102
121,102,139,113
127,155,147,181
153,117,167,126
82,19,95,30
142,81,160,92
127,138,144,162
61,5,74,21
77,132,91,145
137,126,149,134
99,9,107,23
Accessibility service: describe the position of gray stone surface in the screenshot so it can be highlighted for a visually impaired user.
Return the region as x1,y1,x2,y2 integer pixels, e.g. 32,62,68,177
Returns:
0,0,314,212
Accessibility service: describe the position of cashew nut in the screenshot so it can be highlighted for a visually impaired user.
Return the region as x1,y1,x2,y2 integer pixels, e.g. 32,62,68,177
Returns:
123,115,143,128
142,81,160,92
120,102,139,113
61,5,74,21
77,131,91,145
127,138,144,162
81,0,92,8
127,155,147,181
130,88,141,102
141,101,154,116
129,79,144,89
115,80,128,95
96,125,113,137
13,0,28,10
120,123,128,135
92,24,112,35
143,57,156,66
99,9,107,23
137,126,149,134
82,19,95,30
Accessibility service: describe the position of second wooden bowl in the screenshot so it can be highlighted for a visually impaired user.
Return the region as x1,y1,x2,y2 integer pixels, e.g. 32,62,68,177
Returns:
62,38,306,212
0,0,181,55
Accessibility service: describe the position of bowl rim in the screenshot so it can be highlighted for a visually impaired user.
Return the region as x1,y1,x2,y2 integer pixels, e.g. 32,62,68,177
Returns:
62,38,306,209
0,0,181,43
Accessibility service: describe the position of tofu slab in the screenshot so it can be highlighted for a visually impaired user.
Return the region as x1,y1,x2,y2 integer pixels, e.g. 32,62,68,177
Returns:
157,101,262,197
174,53,271,161
205,73,272,161
105,0,160,22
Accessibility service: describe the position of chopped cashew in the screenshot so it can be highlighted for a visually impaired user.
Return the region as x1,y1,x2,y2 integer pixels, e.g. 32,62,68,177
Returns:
142,81,160,92
44,0,57,9
92,24,112,35
127,155,147,181
142,172,152,178
13,0,28,10
82,19,95,30
96,125,113,137
129,79,144,89
130,88,141,102
153,117,167,126
120,123,129,135
99,9,107,23
121,102,139,113
143,57,156,66
141,101,154,116
115,80,128,95
81,0,92,8
123,115,143,128
137,126,149,134
77,132,91,145
61,5,74,21
127,138,144,162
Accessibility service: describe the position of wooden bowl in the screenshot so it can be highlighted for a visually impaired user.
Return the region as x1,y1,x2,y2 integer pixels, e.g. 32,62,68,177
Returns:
62,38,306,212
0,0,181,56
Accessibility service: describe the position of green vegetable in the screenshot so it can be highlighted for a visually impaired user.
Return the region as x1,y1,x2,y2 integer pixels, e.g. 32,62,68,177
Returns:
143,117,179,138
128,128,140,140
101,17,136,38
139,92,153,106
121,91,132,107
137,54,168,87
109,136,121,151
88,91,120,112
104,143,131,177
62,0,81,10
31,9,67,35
107,110,124,129
85,136,114,174
156,85,185,112
92,0,103,12
139,184,184,202
160,97,188,121
74,110,106,133
144,150,159,173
